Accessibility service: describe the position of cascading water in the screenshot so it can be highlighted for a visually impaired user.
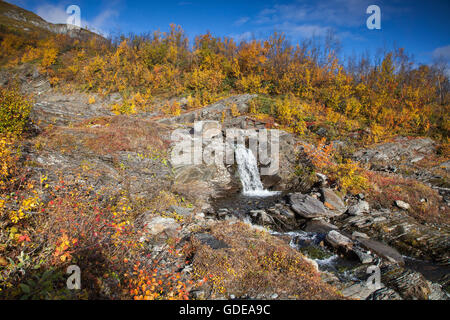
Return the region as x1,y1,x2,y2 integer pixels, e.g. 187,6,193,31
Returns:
235,144,279,197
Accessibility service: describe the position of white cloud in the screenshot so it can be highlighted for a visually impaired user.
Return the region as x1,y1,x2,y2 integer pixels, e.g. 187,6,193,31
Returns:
432,45,450,61
35,3,68,24
256,0,373,28
229,31,254,42
34,2,119,36
233,17,250,27
276,23,329,38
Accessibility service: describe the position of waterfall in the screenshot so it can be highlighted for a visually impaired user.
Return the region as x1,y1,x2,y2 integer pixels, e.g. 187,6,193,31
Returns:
235,144,279,197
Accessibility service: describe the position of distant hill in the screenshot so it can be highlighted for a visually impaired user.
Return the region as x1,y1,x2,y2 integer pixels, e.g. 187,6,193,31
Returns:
0,0,103,40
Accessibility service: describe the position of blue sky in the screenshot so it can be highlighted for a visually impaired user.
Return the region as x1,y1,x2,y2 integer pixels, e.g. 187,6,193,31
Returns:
7,0,450,66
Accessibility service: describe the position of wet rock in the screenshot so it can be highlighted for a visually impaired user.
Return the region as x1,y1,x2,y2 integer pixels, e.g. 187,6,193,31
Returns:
304,219,338,234
353,248,373,264
250,210,274,225
194,233,229,250
395,200,410,210
278,207,296,219
357,238,404,265
367,287,402,300
290,193,333,218
320,188,347,215
261,174,282,189
325,230,353,251
347,200,370,216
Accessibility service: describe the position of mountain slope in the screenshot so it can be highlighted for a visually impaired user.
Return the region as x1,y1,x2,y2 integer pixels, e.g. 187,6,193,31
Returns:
0,0,102,39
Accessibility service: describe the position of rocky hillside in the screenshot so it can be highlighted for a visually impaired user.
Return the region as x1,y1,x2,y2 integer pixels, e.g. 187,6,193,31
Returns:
0,62,448,300
0,0,102,39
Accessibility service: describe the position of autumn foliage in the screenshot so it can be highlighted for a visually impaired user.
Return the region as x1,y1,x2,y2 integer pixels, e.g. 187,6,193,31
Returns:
0,25,447,141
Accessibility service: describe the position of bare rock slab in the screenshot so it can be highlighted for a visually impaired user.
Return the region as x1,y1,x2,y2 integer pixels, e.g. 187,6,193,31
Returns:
321,188,347,215
290,193,333,218
357,237,405,265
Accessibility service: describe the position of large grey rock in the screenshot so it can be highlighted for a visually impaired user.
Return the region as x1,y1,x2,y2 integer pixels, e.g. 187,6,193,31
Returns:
144,216,180,237
321,188,347,215
381,266,434,300
356,238,405,265
347,200,370,216
250,210,275,225
304,219,338,234
325,230,353,250
290,193,332,218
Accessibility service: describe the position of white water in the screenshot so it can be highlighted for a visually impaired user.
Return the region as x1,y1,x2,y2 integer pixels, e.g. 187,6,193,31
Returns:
235,144,279,197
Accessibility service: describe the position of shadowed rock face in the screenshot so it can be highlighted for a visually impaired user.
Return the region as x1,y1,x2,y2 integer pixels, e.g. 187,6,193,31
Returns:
193,233,230,250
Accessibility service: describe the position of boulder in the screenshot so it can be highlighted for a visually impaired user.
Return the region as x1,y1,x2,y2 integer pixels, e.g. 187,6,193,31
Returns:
290,193,332,218
144,216,180,239
321,188,347,215
347,200,370,216
304,219,338,234
194,233,229,250
356,238,404,265
395,200,410,210
250,210,274,225
325,230,353,250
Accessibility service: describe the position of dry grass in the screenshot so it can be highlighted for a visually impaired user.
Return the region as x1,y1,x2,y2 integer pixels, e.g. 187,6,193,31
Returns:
366,171,449,225
35,115,171,156
187,221,343,300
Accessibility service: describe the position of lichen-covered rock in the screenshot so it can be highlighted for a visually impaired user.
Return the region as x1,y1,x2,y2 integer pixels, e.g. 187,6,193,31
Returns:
347,200,370,216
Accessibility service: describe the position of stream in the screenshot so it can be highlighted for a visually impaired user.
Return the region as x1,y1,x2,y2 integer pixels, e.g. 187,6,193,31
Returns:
211,144,450,298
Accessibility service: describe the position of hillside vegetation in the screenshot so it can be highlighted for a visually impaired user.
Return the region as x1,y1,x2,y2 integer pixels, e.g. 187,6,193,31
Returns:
0,1,449,300
0,18,448,144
